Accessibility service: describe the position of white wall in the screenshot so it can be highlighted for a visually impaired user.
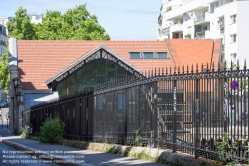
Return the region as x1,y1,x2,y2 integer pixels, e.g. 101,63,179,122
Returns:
237,1,249,66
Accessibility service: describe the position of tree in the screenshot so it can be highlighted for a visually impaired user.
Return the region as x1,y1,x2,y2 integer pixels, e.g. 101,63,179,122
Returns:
36,4,110,40
7,7,36,39
0,4,110,94
0,50,10,94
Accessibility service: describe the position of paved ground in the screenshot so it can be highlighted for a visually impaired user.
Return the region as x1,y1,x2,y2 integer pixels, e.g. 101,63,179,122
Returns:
0,127,168,166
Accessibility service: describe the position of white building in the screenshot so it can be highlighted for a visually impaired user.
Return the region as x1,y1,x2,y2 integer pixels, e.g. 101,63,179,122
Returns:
158,0,249,66
0,24,7,101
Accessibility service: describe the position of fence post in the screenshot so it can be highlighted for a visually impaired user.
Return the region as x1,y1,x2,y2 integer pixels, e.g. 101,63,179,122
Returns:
194,78,200,159
172,79,177,153
153,81,158,148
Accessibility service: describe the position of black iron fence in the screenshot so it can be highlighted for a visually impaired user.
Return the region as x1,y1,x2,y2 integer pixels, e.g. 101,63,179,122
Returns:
24,63,249,162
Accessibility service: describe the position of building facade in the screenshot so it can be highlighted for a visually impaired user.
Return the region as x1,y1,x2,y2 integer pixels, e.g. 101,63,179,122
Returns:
157,0,249,65
0,23,7,101
8,38,221,133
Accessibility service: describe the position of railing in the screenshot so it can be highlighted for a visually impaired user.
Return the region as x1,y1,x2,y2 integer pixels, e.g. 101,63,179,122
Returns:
24,63,249,163
195,31,205,39
158,14,162,23
162,27,170,35
220,26,225,33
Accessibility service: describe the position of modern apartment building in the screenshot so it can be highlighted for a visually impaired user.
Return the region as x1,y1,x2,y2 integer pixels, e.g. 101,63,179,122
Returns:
157,0,249,65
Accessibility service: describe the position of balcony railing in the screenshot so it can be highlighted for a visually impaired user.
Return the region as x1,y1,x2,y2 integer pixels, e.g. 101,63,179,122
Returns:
162,28,170,35
220,26,225,34
194,12,210,25
195,31,206,39
158,14,162,23
194,16,205,24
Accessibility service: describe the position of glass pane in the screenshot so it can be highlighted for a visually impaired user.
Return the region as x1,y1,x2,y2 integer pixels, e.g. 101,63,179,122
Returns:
96,76,106,85
97,95,103,109
143,52,155,59
118,94,125,109
129,52,141,59
107,70,116,84
157,52,168,59
107,61,116,69
117,66,127,75
96,61,106,75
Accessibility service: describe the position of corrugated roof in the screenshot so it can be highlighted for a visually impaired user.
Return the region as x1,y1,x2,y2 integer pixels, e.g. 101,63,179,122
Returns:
17,39,221,90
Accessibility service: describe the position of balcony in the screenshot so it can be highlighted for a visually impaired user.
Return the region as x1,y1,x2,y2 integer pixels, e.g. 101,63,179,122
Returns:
194,12,210,25
220,26,225,34
162,27,170,35
170,23,183,33
194,30,210,39
158,14,162,24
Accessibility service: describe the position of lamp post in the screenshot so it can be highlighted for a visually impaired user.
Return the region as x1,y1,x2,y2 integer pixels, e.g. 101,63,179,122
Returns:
12,77,23,133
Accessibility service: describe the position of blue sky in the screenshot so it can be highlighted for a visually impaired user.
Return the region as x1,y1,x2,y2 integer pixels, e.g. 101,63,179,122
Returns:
0,0,162,40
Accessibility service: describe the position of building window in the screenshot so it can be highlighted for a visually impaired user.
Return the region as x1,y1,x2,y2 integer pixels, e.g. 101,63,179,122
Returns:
143,52,155,59
97,95,103,109
230,14,236,24
118,94,125,109
157,52,169,59
230,34,236,43
129,52,141,59
231,53,237,63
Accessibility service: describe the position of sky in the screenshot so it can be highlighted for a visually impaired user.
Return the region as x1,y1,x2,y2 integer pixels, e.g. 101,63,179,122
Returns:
0,0,162,40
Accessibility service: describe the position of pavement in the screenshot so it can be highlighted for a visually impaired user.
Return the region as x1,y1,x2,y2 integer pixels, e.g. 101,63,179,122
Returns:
0,127,170,166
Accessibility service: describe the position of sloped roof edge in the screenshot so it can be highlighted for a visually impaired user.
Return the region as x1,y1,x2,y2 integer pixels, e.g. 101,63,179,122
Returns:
44,44,143,85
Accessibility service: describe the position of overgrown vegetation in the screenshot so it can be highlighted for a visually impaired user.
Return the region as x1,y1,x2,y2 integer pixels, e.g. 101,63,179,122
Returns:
39,115,65,144
20,125,29,138
216,132,249,165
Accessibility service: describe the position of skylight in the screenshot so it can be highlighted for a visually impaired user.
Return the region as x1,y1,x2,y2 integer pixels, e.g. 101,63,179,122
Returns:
129,52,141,59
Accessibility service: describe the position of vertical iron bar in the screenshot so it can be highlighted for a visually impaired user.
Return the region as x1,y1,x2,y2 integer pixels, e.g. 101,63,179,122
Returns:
172,76,177,153
154,81,158,148
194,71,200,159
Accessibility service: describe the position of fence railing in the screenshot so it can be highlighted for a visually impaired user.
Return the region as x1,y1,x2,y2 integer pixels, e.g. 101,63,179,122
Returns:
24,62,249,162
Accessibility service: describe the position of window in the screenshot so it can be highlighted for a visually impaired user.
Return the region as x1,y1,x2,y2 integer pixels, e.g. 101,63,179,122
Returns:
143,52,155,59
118,94,125,109
157,52,169,59
129,52,141,59
97,95,103,109
230,15,236,24
231,53,237,63
231,34,236,43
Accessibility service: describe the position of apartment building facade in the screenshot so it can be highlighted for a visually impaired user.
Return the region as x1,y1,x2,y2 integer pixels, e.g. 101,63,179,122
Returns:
157,0,249,65
0,24,7,100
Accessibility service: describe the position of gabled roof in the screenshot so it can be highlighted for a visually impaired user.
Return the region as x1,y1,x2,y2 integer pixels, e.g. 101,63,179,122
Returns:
17,39,221,90
45,45,145,85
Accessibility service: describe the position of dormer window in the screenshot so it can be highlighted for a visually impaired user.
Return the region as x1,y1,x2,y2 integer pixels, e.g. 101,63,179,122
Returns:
129,52,141,59
143,52,155,59
129,52,169,59
157,52,169,59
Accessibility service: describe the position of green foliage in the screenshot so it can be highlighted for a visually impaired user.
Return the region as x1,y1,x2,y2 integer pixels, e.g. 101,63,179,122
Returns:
36,5,110,40
39,116,65,144
20,125,29,138
166,6,172,12
216,132,249,165
8,5,110,40
7,7,36,39
0,49,10,94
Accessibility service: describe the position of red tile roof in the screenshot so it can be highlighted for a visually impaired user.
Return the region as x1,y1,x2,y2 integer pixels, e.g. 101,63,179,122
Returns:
17,39,221,90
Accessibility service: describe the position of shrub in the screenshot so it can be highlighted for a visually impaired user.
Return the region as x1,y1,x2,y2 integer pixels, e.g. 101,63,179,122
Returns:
39,116,65,144
21,125,29,138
